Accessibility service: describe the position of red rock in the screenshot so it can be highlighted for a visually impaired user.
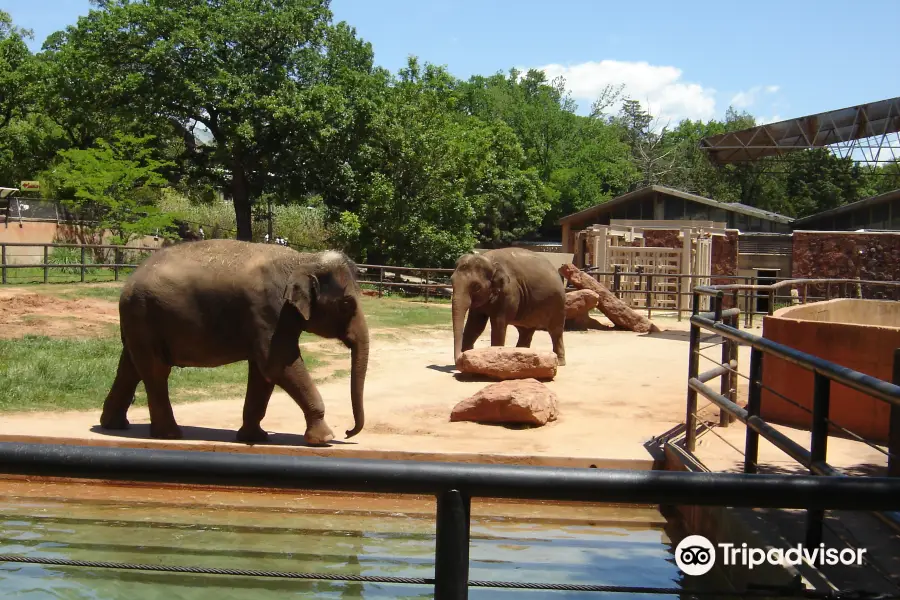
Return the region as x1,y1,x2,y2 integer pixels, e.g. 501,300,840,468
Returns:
450,379,559,426
456,347,557,380
558,264,661,334
565,289,600,319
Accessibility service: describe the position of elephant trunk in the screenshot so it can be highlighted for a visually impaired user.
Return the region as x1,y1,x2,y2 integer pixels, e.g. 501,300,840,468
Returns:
452,290,470,364
345,313,369,439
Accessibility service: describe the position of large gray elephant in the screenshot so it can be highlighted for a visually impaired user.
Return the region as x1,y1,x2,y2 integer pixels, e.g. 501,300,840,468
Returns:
98,240,368,446
451,247,566,365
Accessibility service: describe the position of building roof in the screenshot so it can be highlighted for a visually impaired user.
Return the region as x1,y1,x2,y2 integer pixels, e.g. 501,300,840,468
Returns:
699,96,900,165
557,185,794,226
792,188,900,225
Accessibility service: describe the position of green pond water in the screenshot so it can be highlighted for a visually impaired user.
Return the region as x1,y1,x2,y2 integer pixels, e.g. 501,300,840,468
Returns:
0,493,740,599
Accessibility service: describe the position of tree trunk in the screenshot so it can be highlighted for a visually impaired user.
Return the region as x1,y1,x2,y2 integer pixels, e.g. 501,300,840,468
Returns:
231,159,253,242
558,264,660,334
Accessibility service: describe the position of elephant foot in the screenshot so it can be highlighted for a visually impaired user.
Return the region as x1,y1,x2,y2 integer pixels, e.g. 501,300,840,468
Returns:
557,355,566,366
99,413,130,430
236,425,269,444
304,420,334,446
150,422,183,440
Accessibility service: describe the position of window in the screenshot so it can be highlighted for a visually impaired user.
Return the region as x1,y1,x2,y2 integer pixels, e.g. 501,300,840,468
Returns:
626,199,642,219
664,196,684,220
872,203,889,229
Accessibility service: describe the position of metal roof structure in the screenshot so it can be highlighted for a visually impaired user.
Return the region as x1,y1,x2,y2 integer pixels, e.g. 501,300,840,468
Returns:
558,185,794,225
792,188,900,226
699,96,900,167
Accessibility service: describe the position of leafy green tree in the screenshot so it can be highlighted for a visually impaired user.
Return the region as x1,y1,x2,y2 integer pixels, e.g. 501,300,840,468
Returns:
46,0,380,241
41,134,175,248
0,11,33,131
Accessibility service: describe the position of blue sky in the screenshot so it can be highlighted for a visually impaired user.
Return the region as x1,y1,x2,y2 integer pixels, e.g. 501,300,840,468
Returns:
8,0,900,126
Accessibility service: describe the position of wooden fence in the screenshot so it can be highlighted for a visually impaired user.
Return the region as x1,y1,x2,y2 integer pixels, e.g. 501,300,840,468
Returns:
3,242,898,318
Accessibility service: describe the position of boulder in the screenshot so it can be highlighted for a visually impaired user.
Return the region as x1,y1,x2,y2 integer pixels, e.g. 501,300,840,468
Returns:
559,264,661,334
456,347,558,380
450,379,559,426
565,289,600,319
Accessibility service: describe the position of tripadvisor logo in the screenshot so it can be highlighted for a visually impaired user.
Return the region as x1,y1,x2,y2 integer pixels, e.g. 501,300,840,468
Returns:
675,535,867,576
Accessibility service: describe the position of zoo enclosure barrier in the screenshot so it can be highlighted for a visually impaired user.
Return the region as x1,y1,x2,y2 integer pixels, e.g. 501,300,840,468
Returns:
1,442,900,600
4,241,900,315
582,266,900,324
682,284,900,552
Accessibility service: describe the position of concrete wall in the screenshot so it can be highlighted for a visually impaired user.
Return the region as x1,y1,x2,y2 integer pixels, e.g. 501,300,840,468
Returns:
760,299,900,445
0,220,164,265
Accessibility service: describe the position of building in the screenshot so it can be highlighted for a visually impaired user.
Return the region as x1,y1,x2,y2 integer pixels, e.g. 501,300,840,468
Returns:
558,185,794,254
791,189,900,231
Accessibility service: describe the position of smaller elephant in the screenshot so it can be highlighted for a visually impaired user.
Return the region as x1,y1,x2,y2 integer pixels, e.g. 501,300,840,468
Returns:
451,248,566,365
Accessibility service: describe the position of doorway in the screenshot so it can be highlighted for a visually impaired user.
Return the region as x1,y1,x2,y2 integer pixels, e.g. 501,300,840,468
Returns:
755,269,779,313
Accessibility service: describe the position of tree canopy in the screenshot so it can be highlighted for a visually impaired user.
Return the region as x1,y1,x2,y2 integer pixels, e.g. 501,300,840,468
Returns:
1,1,897,266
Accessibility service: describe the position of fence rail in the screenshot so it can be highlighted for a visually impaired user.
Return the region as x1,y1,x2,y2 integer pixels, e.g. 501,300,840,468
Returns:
682,284,900,550
3,241,900,316
1,442,900,599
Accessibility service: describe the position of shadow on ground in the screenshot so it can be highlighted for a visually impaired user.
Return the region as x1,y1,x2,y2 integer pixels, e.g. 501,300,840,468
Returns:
89,424,357,447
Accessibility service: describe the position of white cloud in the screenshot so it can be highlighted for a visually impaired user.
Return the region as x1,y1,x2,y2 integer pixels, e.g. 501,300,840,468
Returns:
525,59,718,125
756,114,783,125
730,85,781,109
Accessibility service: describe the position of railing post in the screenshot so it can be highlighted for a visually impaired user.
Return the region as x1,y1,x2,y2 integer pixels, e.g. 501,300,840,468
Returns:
434,489,470,600
646,273,653,318
744,348,764,473
889,349,900,477
719,308,739,428
378,267,384,298
685,292,701,452
767,288,775,316
80,245,86,283
613,265,621,297
114,248,121,282
43,245,49,284
424,270,430,304
806,373,831,548
1,244,7,285
676,275,683,322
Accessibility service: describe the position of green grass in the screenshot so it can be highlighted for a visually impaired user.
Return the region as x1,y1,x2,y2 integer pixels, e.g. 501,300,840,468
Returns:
359,296,451,329
0,335,323,413
2,267,136,285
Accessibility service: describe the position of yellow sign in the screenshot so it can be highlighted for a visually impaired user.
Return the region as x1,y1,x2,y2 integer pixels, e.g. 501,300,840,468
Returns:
20,181,40,191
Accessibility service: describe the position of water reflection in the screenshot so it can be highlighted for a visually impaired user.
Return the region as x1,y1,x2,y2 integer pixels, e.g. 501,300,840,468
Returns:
0,494,737,599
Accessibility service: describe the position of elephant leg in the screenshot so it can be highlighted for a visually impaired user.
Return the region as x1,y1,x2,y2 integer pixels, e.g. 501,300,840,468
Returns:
515,327,536,348
550,325,566,366
236,360,275,444
99,348,141,430
461,311,489,353
140,364,181,440
490,316,508,347
270,355,334,446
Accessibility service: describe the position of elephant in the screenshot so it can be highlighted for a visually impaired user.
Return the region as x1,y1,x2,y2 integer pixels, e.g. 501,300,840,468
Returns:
450,247,566,366
98,239,368,446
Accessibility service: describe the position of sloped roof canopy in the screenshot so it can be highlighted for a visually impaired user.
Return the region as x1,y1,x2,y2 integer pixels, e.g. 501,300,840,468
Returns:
793,188,900,226
700,96,900,165
558,185,794,225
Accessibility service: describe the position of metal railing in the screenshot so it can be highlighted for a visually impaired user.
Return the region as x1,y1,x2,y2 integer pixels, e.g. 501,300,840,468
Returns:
583,267,900,324
683,284,900,549
1,442,900,599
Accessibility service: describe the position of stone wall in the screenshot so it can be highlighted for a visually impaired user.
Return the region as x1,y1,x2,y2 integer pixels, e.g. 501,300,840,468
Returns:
792,231,900,299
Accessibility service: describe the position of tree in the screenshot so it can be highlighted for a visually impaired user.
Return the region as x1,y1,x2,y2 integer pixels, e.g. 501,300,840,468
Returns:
49,0,379,241
0,11,33,131
41,134,175,249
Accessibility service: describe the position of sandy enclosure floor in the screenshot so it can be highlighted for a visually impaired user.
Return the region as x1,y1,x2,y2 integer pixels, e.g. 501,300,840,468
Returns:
0,284,724,466
0,284,886,473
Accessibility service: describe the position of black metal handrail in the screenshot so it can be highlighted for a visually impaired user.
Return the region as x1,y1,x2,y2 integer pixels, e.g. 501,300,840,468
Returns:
2,442,900,599
684,287,900,550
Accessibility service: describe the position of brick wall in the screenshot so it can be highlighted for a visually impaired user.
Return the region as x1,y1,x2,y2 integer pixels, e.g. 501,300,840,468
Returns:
792,231,900,299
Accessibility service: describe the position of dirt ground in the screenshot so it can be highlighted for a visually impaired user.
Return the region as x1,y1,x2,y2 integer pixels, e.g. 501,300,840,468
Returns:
0,285,121,339
0,285,885,472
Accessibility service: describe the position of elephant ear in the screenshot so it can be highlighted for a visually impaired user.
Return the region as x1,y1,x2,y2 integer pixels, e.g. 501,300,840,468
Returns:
282,269,319,321
490,261,510,299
